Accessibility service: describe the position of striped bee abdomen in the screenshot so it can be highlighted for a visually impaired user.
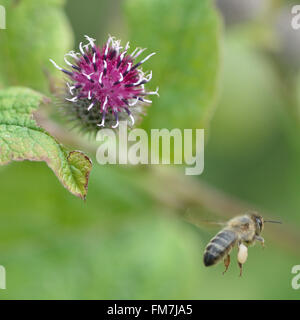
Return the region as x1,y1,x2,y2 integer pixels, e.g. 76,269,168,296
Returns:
203,229,237,267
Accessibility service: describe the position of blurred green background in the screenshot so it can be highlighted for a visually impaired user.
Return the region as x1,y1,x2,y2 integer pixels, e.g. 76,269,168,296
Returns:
0,0,300,299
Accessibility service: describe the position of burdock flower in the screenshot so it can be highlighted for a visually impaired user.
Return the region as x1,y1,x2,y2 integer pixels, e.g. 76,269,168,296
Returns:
50,35,158,132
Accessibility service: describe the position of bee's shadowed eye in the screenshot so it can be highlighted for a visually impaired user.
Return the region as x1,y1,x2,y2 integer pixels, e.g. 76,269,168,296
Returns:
256,217,263,231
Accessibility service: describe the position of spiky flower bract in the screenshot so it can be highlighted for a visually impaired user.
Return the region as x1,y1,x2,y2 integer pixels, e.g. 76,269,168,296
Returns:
50,35,158,133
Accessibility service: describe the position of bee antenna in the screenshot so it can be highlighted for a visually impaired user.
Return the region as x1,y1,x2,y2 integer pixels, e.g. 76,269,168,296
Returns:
264,220,282,224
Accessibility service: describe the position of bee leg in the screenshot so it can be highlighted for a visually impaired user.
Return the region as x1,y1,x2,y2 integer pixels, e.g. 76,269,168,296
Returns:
238,262,243,277
222,254,230,275
255,235,265,249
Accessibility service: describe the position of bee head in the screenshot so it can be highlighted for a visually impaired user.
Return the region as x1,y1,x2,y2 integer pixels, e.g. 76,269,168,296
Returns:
249,212,264,235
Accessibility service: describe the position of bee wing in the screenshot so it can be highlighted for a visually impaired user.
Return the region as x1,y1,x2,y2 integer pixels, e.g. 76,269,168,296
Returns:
197,220,227,228
183,209,227,229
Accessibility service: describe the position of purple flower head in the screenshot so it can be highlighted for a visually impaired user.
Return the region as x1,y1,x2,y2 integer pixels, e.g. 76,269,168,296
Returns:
50,35,158,132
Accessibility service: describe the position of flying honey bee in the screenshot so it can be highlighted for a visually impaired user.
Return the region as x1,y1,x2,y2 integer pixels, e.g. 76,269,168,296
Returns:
203,212,281,276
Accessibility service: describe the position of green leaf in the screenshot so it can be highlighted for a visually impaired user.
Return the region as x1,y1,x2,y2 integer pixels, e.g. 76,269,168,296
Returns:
0,87,92,200
0,0,73,93
124,0,221,130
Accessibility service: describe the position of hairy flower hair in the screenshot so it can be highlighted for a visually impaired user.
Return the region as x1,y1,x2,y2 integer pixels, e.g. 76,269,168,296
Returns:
50,35,158,132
